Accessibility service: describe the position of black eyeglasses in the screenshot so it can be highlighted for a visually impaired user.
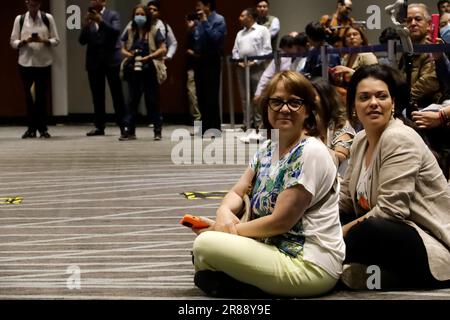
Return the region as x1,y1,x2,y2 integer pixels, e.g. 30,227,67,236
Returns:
268,98,304,112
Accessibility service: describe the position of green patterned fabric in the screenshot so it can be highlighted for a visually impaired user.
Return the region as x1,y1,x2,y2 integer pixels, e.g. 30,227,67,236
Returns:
250,139,309,257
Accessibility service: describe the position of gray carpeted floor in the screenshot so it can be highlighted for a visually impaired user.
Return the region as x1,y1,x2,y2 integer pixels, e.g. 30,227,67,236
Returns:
0,125,449,300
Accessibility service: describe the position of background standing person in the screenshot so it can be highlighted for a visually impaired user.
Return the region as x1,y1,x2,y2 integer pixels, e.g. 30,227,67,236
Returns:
120,4,167,141
320,0,354,48
79,0,126,137
146,0,178,61
437,0,450,15
10,0,60,139
186,23,201,129
188,0,226,136
232,7,272,136
255,0,280,53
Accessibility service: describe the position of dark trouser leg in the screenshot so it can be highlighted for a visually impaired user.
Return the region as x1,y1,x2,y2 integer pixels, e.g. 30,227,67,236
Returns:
106,65,126,130
195,57,221,134
33,66,51,133
126,72,144,134
345,217,449,289
204,57,221,133
19,66,37,132
87,69,106,130
142,63,162,132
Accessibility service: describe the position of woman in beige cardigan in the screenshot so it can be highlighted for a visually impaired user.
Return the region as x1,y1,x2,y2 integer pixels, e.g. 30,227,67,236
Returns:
339,64,450,290
330,26,378,85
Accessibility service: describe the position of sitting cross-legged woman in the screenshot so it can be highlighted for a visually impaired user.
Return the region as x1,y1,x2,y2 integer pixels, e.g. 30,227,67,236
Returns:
190,71,345,298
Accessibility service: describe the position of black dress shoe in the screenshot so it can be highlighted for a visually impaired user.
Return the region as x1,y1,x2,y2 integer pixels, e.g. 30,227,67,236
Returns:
194,270,270,298
39,131,51,139
154,129,162,141
119,133,137,141
86,128,105,136
22,130,37,139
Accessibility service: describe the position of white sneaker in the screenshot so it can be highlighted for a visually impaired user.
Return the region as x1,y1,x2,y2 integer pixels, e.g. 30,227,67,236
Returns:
248,131,265,143
239,130,265,144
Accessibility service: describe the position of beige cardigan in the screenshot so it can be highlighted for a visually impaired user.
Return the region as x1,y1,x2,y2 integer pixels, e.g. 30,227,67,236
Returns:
341,52,378,70
340,119,450,281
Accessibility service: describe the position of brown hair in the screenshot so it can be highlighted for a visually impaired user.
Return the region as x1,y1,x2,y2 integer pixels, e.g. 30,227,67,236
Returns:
343,26,369,47
260,71,322,137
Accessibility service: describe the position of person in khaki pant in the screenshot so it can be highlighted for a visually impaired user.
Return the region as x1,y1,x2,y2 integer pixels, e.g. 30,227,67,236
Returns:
186,23,201,131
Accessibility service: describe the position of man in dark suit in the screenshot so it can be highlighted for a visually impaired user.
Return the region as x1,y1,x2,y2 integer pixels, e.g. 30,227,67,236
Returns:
79,0,126,136
187,0,226,137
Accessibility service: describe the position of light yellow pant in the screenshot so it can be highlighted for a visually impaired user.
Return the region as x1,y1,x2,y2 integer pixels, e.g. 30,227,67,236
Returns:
193,231,338,298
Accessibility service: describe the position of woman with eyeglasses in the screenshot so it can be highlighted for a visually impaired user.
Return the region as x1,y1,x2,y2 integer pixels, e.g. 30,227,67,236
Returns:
339,64,450,290
190,71,345,298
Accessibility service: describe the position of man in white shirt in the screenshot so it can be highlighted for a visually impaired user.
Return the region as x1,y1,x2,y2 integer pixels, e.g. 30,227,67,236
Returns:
232,7,272,133
10,0,60,139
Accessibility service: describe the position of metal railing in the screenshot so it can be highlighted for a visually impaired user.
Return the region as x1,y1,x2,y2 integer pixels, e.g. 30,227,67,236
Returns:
224,41,450,130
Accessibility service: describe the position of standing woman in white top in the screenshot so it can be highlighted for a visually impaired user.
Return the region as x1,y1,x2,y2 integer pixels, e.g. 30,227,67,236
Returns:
190,71,345,298
10,0,60,139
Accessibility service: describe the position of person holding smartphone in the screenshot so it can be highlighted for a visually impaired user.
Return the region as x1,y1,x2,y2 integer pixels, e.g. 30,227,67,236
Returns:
10,0,60,139
79,0,127,138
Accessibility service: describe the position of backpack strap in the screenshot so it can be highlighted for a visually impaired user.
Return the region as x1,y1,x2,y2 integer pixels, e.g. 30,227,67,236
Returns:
19,14,25,34
163,22,168,43
40,11,50,30
19,11,50,39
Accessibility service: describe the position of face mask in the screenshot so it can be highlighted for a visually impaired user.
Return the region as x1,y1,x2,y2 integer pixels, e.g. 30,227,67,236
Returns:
134,15,147,27
440,24,450,43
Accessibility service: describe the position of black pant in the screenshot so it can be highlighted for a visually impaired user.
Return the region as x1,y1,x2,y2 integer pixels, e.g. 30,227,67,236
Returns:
19,66,51,133
423,127,450,179
343,216,450,289
87,65,126,131
194,56,222,134
124,62,162,133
